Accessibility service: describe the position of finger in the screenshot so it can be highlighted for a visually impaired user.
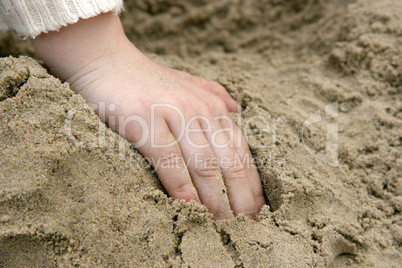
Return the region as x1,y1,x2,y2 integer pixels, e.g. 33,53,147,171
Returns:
222,118,266,213
222,96,242,113
167,115,234,220
176,70,242,113
204,119,257,219
128,117,200,203
202,81,241,113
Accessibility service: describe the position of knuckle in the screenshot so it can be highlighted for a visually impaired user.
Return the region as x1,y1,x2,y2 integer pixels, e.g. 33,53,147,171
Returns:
213,95,225,106
194,166,218,181
173,182,197,201
224,159,247,180
211,96,228,115
200,102,214,117
193,159,220,181
175,182,190,195
230,166,246,178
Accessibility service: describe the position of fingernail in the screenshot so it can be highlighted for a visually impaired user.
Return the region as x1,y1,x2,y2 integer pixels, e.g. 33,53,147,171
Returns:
236,103,243,113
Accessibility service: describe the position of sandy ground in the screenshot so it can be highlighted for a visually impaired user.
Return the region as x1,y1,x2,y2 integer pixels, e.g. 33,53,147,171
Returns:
0,0,401,267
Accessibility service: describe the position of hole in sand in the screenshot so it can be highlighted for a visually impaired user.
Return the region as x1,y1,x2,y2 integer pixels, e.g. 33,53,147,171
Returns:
0,234,55,267
261,171,283,212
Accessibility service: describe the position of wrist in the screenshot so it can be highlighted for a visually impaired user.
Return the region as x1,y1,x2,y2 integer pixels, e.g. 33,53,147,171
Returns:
31,12,130,82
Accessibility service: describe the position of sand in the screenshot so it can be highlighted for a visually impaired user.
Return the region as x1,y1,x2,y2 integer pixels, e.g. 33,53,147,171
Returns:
0,0,401,267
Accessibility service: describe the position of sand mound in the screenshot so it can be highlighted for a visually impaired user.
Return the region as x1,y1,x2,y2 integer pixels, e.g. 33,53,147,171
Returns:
0,0,400,267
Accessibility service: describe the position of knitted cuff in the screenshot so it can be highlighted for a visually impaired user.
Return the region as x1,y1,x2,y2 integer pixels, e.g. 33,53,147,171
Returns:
0,0,124,39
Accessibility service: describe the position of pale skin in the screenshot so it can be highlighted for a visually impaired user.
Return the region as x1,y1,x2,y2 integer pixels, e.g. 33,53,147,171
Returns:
31,12,266,220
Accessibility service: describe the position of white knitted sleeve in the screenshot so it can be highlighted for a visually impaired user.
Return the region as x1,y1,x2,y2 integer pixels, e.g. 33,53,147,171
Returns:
0,0,124,39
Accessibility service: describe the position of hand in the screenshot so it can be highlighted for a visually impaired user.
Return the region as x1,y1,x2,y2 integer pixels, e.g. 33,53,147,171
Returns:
31,12,266,220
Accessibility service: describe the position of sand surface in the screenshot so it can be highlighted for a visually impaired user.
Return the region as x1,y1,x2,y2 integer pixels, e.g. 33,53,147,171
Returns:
0,0,401,267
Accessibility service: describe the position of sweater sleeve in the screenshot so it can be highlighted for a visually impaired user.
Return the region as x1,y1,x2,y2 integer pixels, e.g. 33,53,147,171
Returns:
0,0,124,39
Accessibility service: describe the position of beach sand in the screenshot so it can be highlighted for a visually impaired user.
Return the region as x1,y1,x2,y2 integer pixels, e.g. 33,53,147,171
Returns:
0,0,401,266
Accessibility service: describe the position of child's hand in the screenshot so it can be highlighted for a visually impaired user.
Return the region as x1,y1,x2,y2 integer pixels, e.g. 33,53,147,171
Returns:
31,12,266,220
